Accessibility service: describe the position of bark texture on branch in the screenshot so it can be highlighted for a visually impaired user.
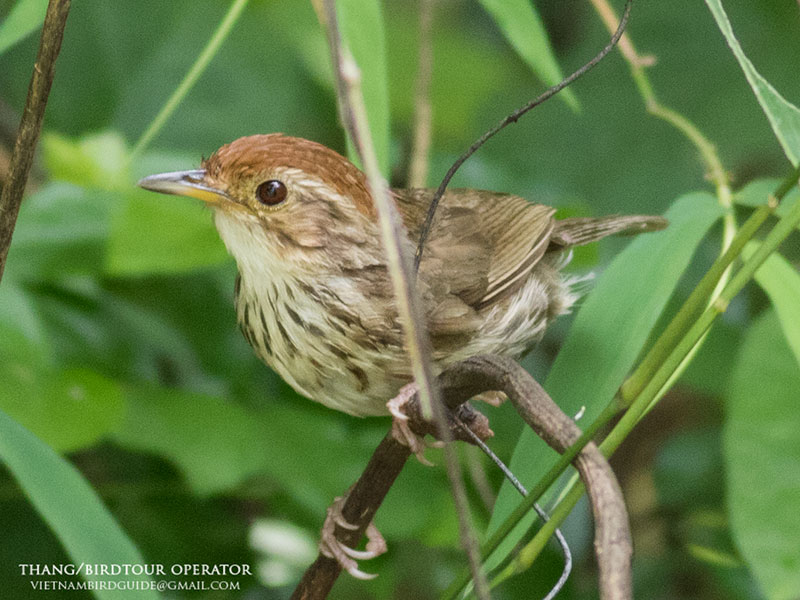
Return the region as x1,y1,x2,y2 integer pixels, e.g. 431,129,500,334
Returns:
291,434,410,600
438,355,633,600
292,355,632,600
0,0,71,283
291,401,492,600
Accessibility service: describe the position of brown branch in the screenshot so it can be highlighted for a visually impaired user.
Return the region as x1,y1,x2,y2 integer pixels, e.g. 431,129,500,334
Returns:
589,0,655,67
438,356,633,600
291,434,409,600
293,356,632,600
407,0,434,188
0,0,71,284
291,402,493,600
413,0,634,272
316,2,490,597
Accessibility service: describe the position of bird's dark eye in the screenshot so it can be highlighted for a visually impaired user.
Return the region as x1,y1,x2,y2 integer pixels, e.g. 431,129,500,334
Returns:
256,180,287,206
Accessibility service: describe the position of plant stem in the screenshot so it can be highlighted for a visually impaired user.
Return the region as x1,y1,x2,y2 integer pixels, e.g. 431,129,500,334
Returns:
319,2,490,597
505,172,800,571
407,0,434,189
441,401,619,600
0,0,71,284
589,0,732,210
128,0,250,161
618,200,775,405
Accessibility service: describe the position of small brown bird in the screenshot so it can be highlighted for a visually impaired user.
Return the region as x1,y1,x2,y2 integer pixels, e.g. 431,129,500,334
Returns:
139,134,666,418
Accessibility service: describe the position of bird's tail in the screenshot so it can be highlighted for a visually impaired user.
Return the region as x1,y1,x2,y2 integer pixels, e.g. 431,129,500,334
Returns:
549,214,668,248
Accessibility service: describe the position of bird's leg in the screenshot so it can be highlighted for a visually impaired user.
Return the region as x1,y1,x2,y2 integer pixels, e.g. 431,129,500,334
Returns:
387,383,442,465
474,390,508,407
318,494,388,580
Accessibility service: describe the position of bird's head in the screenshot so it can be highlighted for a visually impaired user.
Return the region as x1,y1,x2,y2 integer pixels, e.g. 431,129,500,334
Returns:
138,134,380,275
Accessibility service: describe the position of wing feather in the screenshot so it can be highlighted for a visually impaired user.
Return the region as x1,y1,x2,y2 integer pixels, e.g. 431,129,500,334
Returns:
394,188,555,323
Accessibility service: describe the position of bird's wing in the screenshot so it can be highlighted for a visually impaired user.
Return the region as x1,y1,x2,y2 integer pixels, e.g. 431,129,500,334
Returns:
549,214,668,247
393,188,555,337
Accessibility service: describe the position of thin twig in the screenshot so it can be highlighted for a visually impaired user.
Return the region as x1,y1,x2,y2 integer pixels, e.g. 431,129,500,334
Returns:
128,0,250,162
292,354,631,599
0,0,71,284
413,0,634,271
587,0,738,401
439,356,633,600
589,0,732,214
317,2,490,597
407,0,434,188
291,434,410,600
459,423,573,600
291,393,493,599
590,0,654,67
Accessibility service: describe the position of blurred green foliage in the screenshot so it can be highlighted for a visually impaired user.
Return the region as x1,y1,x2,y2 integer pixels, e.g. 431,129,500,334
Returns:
1,0,799,599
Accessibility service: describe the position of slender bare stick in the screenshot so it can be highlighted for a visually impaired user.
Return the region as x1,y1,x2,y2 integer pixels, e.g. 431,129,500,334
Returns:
292,354,632,599
291,434,411,600
458,424,573,600
589,0,654,67
414,0,633,271
291,402,493,599
438,356,633,600
407,0,434,188
318,2,490,596
0,0,71,284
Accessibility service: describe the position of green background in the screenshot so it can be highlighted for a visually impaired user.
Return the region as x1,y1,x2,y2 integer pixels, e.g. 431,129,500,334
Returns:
1,0,799,598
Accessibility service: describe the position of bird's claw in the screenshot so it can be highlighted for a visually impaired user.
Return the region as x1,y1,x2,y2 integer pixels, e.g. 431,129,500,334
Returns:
387,383,435,465
319,495,387,580
474,390,508,407
387,382,417,421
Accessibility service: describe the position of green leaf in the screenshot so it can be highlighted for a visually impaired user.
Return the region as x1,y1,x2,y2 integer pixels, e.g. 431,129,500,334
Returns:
679,319,740,398
487,192,723,567
105,190,229,276
0,350,124,452
9,182,111,278
747,244,800,367
113,385,379,507
337,0,390,175
477,0,577,110
734,177,800,224
42,131,130,191
0,0,47,56
0,408,158,599
113,386,270,496
725,310,800,600
705,0,800,166
1,282,124,454
0,276,49,351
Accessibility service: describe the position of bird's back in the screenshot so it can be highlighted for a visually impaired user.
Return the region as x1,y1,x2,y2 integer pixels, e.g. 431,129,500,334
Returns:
396,187,666,362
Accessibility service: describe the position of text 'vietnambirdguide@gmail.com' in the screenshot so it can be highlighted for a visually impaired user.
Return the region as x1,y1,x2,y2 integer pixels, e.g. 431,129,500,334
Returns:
19,562,252,592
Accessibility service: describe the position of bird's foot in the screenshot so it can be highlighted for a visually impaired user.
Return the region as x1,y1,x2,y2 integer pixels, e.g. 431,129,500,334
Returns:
474,390,508,407
387,383,441,465
319,495,387,580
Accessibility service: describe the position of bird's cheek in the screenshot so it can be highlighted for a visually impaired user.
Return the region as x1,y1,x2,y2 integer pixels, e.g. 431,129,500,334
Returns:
290,226,328,248
263,213,328,249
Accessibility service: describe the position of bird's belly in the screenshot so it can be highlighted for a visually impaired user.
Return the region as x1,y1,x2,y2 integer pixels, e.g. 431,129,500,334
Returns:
234,261,577,417
236,283,404,417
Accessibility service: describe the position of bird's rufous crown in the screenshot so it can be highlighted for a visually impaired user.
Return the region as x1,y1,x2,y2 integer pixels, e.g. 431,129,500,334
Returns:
202,134,376,218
